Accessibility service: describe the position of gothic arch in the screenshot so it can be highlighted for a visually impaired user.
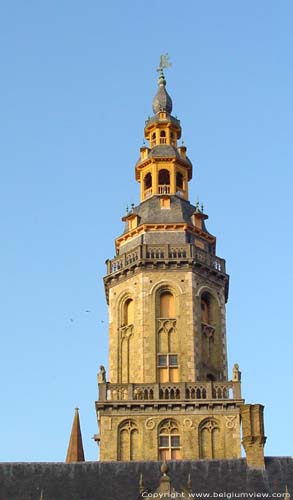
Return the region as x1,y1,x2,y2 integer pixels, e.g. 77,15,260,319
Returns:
199,418,221,459
154,284,180,383
118,419,139,461
116,292,135,383
196,285,221,306
197,287,223,380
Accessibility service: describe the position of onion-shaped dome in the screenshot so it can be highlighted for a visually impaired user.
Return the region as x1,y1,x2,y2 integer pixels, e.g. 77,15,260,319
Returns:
152,70,173,114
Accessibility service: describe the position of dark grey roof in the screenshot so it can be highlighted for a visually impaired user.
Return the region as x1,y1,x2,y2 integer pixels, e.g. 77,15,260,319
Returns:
135,144,192,170
0,458,292,500
145,114,180,128
152,82,172,114
124,196,208,233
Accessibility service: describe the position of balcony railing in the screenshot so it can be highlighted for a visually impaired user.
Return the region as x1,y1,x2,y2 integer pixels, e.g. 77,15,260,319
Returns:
98,380,241,402
158,184,171,194
106,244,226,276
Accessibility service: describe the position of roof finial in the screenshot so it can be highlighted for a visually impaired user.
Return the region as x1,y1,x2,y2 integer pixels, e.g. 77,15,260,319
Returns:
156,53,172,86
153,55,173,114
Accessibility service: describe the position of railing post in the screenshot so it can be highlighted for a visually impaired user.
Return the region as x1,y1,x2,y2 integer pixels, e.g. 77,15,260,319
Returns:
128,384,133,400
207,381,213,399
232,381,242,399
98,382,107,401
142,244,147,259
164,244,169,259
179,382,185,400
154,384,160,400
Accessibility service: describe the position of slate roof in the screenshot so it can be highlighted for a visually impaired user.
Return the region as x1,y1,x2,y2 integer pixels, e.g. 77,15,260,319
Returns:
0,458,292,500
124,196,208,234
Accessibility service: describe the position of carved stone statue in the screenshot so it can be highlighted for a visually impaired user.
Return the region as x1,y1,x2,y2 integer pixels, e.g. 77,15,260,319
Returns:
232,363,241,382
98,365,106,383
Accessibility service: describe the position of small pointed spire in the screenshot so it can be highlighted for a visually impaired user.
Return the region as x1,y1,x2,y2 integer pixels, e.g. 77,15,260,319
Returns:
65,408,85,463
187,473,192,490
139,472,145,493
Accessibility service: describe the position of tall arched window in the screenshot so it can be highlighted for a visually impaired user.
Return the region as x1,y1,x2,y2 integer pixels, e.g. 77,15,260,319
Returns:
160,130,166,144
144,172,152,190
200,291,221,379
124,298,134,326
157,291,178,383
119,420,139,461
159,419,181,460
176,172,184,189
199,419,221,459
201,296,210,324
160,292,174,318
158,169,170,192
120,298,134,383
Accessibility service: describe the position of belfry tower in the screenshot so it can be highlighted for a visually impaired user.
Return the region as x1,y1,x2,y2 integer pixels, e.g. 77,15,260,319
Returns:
95,62,266,467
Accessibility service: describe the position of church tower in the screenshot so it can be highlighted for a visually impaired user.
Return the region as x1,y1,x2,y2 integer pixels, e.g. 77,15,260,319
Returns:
95,61,266,466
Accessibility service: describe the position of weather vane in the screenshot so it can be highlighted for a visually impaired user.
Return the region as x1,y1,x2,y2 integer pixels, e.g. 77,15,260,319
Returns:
157,53,172,73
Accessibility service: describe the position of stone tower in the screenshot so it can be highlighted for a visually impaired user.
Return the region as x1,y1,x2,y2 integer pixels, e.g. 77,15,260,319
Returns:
95,64,266,467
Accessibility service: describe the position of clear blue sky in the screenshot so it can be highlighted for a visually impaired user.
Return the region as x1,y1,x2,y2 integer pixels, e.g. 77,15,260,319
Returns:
0,1,292,462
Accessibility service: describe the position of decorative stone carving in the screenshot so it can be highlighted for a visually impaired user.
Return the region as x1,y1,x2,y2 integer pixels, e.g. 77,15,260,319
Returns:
145,417,156,430
183,418,194,429
232,363,241,382
225,416,237,429
98,365,106,383
120,324,134,340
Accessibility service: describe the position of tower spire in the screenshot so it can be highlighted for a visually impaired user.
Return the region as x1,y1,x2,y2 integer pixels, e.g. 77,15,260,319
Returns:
65,408,85,463
152,54,173,114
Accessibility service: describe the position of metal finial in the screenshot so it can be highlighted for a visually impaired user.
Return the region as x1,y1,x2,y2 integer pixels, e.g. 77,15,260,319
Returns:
156,54,172,85
126,205,129,213
201,203,204,212
157,53,172,71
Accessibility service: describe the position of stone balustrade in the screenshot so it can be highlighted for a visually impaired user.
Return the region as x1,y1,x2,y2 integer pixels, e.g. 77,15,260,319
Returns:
106,244,225,276
98,380,242,402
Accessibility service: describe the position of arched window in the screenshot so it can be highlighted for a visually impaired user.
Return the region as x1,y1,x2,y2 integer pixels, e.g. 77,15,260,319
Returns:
124,298,134,326
199,419,221,459
158,169,170,186
151,132,156,146
120,298,134,383
144,172,152,190
200,291,222,380
176,172,184,189
119,420,139,461
160,130,166,144
159,419,181,460
160,292,174,318
157,291,178,383
201,296,210,324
